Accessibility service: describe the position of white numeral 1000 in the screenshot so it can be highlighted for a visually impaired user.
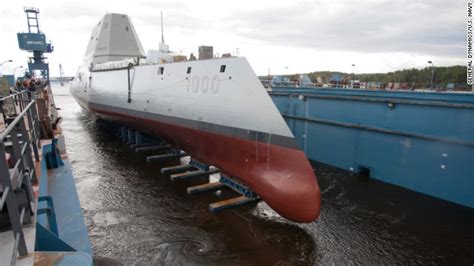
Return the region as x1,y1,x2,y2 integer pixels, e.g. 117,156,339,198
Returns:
187,75,220,94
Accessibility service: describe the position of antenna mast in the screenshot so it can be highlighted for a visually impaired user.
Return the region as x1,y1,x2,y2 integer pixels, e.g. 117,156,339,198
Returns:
158,11,169,53
161,11,164,44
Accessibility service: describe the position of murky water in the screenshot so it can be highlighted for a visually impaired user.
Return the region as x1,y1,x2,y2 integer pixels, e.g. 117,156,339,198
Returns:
53,86,474,265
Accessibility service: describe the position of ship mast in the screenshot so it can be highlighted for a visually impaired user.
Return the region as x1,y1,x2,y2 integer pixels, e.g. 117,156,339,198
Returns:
161,11,165,44
159,11,169,53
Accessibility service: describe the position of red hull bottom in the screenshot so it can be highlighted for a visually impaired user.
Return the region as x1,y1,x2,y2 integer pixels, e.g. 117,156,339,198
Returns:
90,105,321,222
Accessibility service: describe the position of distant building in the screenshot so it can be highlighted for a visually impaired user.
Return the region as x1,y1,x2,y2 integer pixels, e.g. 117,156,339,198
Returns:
198,46,213,60
173,55,187,62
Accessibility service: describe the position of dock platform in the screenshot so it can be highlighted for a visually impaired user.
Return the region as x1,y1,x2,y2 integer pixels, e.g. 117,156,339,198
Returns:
0,89,93,265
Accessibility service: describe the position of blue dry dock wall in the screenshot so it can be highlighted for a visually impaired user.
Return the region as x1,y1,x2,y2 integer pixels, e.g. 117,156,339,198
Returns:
269,87,474,208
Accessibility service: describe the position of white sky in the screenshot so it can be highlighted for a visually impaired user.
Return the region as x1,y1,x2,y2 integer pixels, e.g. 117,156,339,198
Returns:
0,0,467,77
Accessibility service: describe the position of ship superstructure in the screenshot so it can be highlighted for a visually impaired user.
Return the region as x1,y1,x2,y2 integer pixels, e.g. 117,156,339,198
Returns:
71,13,321,222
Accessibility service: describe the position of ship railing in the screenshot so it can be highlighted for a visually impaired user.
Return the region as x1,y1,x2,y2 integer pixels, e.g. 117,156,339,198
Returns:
0,91,42,265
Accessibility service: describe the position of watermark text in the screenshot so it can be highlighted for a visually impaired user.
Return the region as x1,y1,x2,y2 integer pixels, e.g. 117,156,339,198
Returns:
467,2,473,85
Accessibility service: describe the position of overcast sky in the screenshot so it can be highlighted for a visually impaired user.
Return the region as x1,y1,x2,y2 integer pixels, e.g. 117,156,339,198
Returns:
0,0,467,77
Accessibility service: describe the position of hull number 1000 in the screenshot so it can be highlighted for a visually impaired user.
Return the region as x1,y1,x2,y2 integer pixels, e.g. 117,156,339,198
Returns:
186,75,220,94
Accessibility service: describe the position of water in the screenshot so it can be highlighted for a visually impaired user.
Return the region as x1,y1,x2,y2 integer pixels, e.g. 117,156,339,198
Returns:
53,86,474,265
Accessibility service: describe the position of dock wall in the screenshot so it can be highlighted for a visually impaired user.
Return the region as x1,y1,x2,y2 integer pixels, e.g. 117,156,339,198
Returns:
269,87,474,208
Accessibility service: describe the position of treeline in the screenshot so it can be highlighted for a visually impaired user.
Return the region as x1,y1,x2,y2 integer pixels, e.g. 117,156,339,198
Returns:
354,65,466,85
266,65,468,87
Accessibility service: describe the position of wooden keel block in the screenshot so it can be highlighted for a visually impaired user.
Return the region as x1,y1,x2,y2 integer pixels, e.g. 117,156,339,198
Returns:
170,168,219,181
160,164,195,175
209,195,257,213
171,170,205,181
187,182,225,194
146,152,187,163
130,142,154,149
135,144,170,152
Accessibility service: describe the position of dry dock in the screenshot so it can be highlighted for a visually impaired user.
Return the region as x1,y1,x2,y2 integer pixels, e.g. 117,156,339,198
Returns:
54,86,474,265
